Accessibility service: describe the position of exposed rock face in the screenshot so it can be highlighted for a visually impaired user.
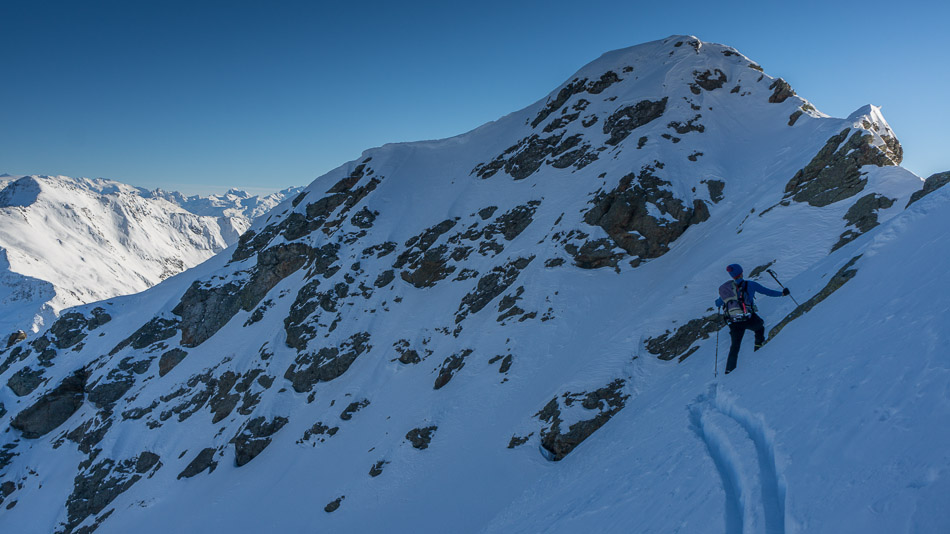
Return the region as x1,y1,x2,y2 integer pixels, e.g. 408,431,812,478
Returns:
784,129,896,207
690,69,727,93
177,448,218,479
369,460,389,477
175,242,316,347
158,348,188,377
906,171,950,208
580,163,710,267
603,98,668,146
456,257,534,323
299,422,339,444
832,194,896,251
406,426,438,449
110,316,179,355
64,451,161,532
768,78,796,103
284,332,372,393
645,313,723,361
340,399,370,421
433,349,473,390
537,379,628,461
11,369,89,439
7,365,45,396
232,416,289,467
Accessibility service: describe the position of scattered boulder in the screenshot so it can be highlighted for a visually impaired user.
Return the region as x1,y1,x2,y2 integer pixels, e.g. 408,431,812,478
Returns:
369,460,389,477
324,495,344,513
406,426,438,450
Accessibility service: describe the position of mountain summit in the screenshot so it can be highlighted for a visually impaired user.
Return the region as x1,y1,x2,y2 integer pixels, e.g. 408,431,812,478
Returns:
0,36,947,533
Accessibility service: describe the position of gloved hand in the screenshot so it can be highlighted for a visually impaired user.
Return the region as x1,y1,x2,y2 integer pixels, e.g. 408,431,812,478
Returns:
782,288,790,296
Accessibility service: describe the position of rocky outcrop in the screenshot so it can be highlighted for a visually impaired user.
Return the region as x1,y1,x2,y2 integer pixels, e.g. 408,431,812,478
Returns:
232,416,289,467
11,369,89,439
832,194,895,252
645,313,722,361
340,399,370,421
689,69,727,93
433,350,473,390
768,78,796,103
175,242,319,347
906,171,950,208
580,163,710,267
6,330,26,348
537,379,628,461
110,316,179,355
158,348,188,377
783,128,896,208
7,366,45,396
177,447,218,479
324,496,344,513
64,451,161,532
369,460,389,477
603,97,668,146
456,257,534,323
406,426,438,450
284,332,372,393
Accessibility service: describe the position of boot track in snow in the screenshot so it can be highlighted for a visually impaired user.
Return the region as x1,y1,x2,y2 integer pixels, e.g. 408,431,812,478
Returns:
688,384,790,534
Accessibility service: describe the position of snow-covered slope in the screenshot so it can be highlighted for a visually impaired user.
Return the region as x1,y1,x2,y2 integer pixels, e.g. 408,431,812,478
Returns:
0,175,300,336
1,36,947,534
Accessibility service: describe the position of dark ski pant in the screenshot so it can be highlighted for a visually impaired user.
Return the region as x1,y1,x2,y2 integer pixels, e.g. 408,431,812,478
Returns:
725,313,765,373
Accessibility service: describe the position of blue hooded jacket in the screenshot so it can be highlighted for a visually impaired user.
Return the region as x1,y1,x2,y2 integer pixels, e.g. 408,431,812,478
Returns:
715,278,783,309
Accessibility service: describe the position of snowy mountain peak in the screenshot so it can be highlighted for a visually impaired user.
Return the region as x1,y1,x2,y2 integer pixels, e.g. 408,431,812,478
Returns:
0,175,42,208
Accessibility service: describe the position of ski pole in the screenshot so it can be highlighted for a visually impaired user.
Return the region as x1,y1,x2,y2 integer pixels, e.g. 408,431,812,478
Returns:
766,269,800,306
714,309,721,377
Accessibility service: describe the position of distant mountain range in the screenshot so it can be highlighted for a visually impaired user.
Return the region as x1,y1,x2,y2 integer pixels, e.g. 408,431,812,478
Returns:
0,174,300,335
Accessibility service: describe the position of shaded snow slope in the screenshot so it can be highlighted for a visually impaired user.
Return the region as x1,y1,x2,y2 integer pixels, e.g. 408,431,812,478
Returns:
0,35,944,534
0,175,300,335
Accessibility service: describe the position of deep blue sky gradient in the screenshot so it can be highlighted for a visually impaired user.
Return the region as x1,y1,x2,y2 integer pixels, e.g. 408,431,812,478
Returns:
2,0,946,195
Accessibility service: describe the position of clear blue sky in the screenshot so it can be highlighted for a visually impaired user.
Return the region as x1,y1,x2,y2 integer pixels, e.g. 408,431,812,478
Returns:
2,0,946,195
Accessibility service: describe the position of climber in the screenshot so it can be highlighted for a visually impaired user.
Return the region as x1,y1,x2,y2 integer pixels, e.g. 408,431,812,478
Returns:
715,264,789,374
